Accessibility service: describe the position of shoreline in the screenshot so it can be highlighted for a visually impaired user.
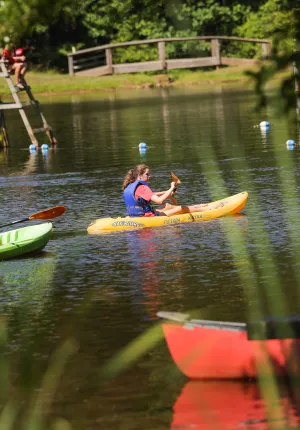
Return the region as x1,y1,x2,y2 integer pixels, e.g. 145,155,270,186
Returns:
0,65,285,99
33,78,251,98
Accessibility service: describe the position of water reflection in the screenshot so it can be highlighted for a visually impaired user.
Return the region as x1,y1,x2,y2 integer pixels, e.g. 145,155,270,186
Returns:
0,256,56,328
21,146,55,175
260,128,270,147
2,88,300,429
125,227,185,319
172,380,300,429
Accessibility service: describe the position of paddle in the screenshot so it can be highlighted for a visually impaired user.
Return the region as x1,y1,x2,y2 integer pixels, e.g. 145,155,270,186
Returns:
170,171,181,205
0,205,67,228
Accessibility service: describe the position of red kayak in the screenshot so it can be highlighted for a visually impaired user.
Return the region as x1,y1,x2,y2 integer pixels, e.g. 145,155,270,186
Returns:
172,380,299,429
158,312,300,379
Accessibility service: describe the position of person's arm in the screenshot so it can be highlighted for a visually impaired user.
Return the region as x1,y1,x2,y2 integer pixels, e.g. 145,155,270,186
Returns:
12,56,26,62
150,182,176,205
153,190,168,196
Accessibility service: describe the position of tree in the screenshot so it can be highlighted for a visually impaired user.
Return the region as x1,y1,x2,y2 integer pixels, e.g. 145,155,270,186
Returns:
237,0,300,110
0,0,86,69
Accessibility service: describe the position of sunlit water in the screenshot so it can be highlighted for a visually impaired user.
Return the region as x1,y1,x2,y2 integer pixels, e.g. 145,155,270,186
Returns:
1,85,300,428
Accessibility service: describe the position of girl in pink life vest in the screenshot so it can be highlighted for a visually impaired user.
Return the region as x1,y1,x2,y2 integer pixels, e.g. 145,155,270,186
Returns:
2,44,27,90
122,164,212,217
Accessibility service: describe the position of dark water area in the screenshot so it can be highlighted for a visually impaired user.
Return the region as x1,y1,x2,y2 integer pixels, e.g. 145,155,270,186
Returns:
1,85,300,428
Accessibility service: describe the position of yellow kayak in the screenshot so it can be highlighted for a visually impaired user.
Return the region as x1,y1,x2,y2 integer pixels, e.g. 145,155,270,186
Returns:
87,191,248,233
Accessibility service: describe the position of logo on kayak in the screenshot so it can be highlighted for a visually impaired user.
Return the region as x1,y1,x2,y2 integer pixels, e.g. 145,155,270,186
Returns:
163,217,181,225
112,221,145,227
192,213,203,219
163,213,204,225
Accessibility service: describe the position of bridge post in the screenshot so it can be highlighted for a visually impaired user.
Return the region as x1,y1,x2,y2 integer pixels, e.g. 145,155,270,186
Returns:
262,42,271,57
68,55,74,76
106,48,113,75
158,41,166,71
211,39,221,69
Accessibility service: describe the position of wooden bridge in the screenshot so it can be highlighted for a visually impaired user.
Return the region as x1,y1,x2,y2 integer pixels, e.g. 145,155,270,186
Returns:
67,36,271,77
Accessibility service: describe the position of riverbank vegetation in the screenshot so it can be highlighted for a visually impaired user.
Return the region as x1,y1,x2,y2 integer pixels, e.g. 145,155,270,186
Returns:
0,65,290,97
0,1,297,75
0,66,255,96
0,0,297,106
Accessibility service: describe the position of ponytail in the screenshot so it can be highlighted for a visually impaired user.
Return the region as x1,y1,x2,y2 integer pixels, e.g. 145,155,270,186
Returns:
122,164,149,190
122,168,135,190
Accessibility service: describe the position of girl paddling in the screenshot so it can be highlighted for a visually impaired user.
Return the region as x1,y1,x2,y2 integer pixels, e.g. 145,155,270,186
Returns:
122,164,217,217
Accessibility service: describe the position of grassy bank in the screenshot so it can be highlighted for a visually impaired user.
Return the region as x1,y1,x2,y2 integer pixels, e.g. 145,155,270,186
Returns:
0,65,288,97
0,66,257,96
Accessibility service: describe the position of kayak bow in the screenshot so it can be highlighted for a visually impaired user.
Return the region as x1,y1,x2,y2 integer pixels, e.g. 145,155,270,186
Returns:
0,222,53,260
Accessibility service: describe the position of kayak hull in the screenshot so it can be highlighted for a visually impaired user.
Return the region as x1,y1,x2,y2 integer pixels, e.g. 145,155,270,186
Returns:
87,191,248,233
159,314,300,380
0,222,53,260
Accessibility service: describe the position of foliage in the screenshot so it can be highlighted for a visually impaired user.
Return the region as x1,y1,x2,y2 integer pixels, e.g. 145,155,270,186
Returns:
236,0,300,110
0,0,75,42
79,0,252,63
0,0,257,69
0,0,297,84
0,0,87,69
236,0,299,57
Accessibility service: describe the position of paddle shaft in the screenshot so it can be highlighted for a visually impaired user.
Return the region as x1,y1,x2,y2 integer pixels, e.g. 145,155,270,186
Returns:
0,217,38,228
170,171,181,204
0,205,66,228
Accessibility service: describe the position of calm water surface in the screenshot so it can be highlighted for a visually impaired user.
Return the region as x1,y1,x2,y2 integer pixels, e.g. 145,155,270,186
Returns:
1,85,300,429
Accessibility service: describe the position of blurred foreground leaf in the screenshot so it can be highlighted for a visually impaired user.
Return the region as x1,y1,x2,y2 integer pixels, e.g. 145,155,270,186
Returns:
99,323,163,381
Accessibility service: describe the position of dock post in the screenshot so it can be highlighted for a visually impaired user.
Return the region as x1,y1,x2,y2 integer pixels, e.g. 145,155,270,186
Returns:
0,106,9,147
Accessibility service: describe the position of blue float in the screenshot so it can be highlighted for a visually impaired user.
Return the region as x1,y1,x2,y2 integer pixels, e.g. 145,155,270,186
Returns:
286,139,296,150
41,144,49,150
29,144,37,151
139,142,148,150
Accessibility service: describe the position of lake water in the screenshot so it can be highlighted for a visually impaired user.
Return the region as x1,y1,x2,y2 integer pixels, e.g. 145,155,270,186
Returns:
1,85,300,429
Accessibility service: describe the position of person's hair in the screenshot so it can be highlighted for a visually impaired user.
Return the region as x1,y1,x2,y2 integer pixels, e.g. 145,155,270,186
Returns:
122,164,149,190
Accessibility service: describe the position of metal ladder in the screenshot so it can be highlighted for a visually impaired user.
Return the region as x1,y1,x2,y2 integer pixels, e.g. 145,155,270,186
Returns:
0,60,57,147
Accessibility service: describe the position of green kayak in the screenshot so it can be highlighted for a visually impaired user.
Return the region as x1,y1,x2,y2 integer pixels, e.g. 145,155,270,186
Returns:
0,222,53,260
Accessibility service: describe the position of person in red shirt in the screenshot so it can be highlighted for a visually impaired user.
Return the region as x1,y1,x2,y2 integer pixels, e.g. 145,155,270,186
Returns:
122,164,212,217
2,44,27,90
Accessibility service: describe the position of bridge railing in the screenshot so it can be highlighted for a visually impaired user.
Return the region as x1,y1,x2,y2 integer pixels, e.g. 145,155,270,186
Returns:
67,36,271,77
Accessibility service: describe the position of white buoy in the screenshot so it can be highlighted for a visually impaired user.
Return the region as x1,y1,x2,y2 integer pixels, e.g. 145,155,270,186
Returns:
41,143,49,150
138,142,148,150
286,139,296,150
259,121,270,131
29,144,37,151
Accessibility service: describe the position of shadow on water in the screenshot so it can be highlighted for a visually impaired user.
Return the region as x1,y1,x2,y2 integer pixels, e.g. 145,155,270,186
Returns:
51,230,87,239
2,250,58,260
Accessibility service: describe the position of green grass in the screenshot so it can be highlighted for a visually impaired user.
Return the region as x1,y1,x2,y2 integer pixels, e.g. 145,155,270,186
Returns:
0,65,288,98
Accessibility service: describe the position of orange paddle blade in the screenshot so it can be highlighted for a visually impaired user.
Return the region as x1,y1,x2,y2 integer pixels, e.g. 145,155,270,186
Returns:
29,206,67,220
170,171,181,204
170,171,181,184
